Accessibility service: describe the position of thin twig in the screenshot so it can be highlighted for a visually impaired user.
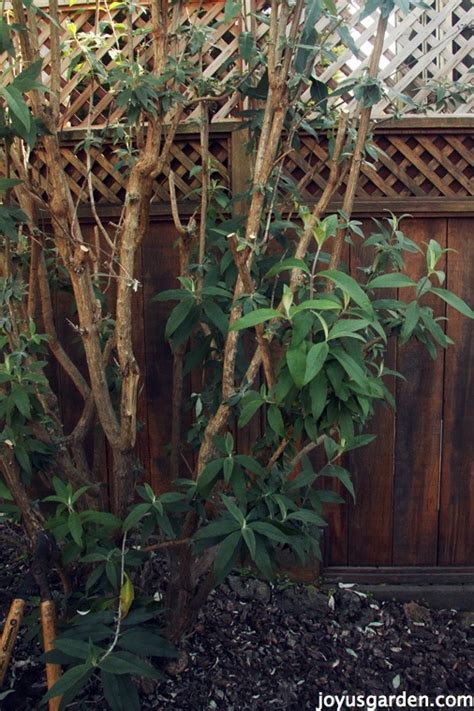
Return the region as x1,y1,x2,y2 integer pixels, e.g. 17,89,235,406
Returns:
266,436,290,471
99,532,127,663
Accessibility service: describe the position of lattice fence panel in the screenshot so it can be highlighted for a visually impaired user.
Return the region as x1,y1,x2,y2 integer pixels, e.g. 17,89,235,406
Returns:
2,0,472,128
29,134,230,205
283,133,474,199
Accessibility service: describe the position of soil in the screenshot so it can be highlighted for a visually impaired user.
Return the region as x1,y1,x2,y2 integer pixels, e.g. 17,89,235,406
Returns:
0,525,472,710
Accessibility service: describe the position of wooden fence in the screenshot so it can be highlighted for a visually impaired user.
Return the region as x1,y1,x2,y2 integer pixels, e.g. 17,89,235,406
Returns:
49,118,474,582
5,0,474,579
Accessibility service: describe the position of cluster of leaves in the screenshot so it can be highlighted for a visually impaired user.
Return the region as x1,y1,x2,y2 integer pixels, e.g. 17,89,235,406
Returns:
0,323,53,479
37,481,178,709
155,208,473,582
43,605,174,711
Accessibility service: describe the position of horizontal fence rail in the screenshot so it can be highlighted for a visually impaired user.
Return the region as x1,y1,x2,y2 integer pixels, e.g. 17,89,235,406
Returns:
26,121,474,211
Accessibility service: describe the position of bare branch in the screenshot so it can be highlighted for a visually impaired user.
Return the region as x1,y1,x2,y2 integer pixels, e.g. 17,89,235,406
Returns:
38,253,91,401
328,11,389,271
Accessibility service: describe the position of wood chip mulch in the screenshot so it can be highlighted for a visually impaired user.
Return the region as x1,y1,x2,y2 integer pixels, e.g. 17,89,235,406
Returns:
0,527,472,710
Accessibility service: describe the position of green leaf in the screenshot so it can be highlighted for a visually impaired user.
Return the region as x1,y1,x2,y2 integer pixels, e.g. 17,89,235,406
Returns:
287,342,307,389
99,651,161,678
250,521,292,544
165,298,194,339
196,459,224,492
314,489,345,504
304,342,329,384
224,432,234,455
290,298,342,317
310,78,328,107
0,178,22,192
71,486,90,504
267,405,285,438
242,525,256,559
213,530,241,583
321,464,355,502
68,511,83,547
230,308,283,331
343,434,376,452
118,630,176,658
331,347,367,387
309,371,327,420
336,24,360,56
42,663,93,702
106,560,118,589
222,495,245,524
319,270,374,314
203,299,228,336
431,288,474,319
0,19,14,55
238,397,263,427
123,503,152,532
264,258,311,280
323,0,337,13
287,510,327,526
11,59,43,92
368,273,416,289
223,457,234,483
151,288,190,302
224,0,240,21
101,671,140,711
238,31,255,62
252,536,273,578
401,301,420,342
52,638,90,661
328,319,371,341
10,385,31,418
201,285,232,298
194,519,240,540
234,455,264,475
1,86,31,130
80,511,121,528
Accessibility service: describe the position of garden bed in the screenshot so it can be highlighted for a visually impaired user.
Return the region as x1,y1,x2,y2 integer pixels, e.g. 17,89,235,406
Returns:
0,528,472,710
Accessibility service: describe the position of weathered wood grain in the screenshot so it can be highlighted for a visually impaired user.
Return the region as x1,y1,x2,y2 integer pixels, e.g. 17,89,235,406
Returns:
438,217,474,565
392,218,446,566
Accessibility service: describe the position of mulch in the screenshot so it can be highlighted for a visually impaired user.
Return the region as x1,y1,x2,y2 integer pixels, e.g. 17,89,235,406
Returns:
0,525,472,710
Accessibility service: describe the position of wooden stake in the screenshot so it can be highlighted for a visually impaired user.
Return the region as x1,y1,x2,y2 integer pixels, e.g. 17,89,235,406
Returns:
0,598,26,687
40,600,62,711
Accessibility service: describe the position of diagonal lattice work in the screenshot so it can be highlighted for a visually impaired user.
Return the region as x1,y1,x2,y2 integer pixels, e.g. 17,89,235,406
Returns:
25,128,473,205
284,131,474,199
2,0,472,129
29,134,231,205
312,0,473,115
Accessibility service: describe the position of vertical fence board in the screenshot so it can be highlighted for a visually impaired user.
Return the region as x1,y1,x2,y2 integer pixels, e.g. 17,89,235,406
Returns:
141,221,180,492
438,217,474,565
346,223,396,566
392,218,446,566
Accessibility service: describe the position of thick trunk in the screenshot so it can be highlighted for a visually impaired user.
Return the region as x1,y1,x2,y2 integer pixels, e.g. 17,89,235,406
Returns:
110,449,136,519
165,542,216,645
